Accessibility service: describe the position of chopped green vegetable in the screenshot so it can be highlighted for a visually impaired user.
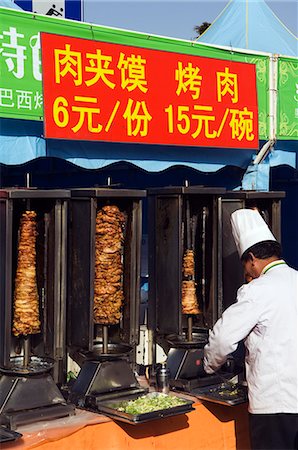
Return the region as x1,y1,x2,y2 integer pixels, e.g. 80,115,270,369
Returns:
114,393,188,415
218,388,240,397
67,371,77,382
210,383,243,398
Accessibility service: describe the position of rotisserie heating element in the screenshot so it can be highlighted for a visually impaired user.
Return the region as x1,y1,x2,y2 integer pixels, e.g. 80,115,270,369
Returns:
12,210,41,337
94,205,126,325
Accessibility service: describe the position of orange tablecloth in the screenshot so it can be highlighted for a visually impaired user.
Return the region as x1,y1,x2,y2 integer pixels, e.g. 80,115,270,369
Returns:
3,402,250,450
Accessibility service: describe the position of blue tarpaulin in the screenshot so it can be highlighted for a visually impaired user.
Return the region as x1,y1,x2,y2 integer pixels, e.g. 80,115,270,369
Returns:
0,118,297,174
1,0,21,9
197,0,297,57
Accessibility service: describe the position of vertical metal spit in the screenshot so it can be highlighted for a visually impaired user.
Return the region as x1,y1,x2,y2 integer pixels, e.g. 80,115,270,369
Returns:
103,326,108,354
23,338,30,367
23,172,31,368
202,206,207,318
184,180,193,342
102,176,112,355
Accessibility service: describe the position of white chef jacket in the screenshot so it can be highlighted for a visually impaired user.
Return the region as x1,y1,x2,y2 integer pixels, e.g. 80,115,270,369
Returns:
204,260,298,414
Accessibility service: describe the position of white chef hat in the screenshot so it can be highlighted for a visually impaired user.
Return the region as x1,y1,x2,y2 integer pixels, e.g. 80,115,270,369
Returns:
231,209,276,257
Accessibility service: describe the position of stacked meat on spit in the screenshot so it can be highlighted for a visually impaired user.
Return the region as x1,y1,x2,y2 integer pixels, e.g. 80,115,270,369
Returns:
182,249,200,315
94,205,126,324
13,210,41,336
183,249,195,277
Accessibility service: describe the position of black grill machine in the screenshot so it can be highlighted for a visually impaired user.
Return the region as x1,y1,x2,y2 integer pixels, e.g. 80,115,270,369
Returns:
148,186,285,396
67,188,195,422
68,188,147,411
0,188,75,429
148,186,226,392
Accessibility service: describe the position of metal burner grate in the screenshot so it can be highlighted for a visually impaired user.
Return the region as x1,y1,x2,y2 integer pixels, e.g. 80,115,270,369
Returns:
0,356,54,376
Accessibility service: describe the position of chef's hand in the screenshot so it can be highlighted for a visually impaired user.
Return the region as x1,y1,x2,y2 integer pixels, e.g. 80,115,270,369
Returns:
202,356,216,375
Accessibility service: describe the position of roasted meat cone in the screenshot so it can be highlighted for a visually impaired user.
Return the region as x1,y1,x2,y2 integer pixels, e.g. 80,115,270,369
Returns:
183,249,195,277
93,205,126,325
182,280,201,315
182,248,201,315
12,210,41,336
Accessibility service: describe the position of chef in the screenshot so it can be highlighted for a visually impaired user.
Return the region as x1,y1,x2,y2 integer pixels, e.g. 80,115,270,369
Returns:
204,208,298,450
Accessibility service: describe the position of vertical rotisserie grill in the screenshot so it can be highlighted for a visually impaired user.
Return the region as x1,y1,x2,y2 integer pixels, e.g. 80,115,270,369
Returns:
68,188,146,410
0,189,75,428
148,186,225,338
148,186,225,391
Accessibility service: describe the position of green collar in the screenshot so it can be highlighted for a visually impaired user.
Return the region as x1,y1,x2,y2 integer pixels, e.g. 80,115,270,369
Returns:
262,260,286,275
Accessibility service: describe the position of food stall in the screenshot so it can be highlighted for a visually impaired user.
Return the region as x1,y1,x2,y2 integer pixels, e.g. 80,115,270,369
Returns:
0,5,293,448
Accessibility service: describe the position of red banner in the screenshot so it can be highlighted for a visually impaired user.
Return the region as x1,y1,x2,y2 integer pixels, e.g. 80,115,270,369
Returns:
42,33,259,148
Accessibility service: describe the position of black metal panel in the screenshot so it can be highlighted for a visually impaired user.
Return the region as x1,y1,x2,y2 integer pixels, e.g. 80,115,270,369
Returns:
121,200,141,345
155,196,182,335
67,199,94,350
0,200,12,367
221,199,245,311
224,191,285,199
71,189,146,198
148,196,157,333
124,200,142,345
71,360,139,398
2,189,71,199
0,374,66,412
148,186,225,196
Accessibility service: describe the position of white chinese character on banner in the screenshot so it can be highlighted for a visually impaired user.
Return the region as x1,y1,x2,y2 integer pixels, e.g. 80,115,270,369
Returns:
30,34,42,81
34,91,43,109
16,90,32,109
0,27,27,79
0,88,14,107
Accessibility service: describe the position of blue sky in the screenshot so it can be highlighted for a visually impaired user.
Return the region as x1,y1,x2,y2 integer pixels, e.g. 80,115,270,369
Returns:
82,1,297,41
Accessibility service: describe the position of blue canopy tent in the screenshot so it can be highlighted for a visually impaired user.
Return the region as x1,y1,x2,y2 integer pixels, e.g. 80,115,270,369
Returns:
196,0,298,185
197,0,297,56
1,0,21,9
197,0,298,268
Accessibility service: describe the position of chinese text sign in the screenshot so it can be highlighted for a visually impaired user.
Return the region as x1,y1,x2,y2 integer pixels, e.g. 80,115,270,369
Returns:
42,33,259,148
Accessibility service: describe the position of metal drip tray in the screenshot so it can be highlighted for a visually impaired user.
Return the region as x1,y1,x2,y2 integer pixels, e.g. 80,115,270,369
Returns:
93,342,133,357
75,343,133,363
166,329,208,348
0,426,23,443
0,356,55,375
192,382,248,406
97,392,195,424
